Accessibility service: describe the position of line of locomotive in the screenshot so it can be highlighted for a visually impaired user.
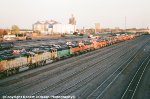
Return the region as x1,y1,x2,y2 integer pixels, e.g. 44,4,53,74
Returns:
0,34,137,78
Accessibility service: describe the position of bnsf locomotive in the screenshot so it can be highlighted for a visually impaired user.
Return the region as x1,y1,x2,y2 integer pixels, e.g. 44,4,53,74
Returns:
0,34,136,78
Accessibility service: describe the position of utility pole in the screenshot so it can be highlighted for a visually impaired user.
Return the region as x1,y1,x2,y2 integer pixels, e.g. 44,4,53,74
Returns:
125,16,126,33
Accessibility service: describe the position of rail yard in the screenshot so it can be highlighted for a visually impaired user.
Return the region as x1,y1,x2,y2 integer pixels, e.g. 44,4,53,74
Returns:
0,34,150,99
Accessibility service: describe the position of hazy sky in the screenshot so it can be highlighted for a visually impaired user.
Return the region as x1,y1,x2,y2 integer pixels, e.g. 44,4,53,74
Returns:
0,0,150,29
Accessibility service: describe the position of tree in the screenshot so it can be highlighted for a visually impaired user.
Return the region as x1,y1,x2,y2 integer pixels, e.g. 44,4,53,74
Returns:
11,25,20,36
0,29,8,36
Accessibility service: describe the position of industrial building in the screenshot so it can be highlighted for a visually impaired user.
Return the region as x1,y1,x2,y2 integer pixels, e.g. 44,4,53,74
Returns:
33,15,77,35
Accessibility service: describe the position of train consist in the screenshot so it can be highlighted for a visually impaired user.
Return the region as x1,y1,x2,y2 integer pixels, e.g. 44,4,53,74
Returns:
0,34,136,77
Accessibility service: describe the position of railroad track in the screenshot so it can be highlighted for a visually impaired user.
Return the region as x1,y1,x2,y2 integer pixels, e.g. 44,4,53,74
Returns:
121,56,150,99
0,39,124,80
0,36,135,84
0,38,132,96
53,48,137,97
29,37,145,95
50,38,149,97
85,39,150,99
0,36,149,97
0,35,144,82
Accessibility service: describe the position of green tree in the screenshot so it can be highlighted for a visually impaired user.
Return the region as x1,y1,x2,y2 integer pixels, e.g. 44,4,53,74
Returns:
11,25,20,36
